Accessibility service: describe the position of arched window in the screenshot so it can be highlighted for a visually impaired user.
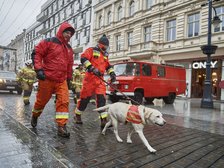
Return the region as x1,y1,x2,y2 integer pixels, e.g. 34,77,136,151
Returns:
129,1,135,16
117,6,122,21
99,15,103,28
107,11,112,25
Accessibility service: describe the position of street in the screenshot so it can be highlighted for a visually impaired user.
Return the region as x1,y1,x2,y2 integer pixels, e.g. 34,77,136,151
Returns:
0,92,224,168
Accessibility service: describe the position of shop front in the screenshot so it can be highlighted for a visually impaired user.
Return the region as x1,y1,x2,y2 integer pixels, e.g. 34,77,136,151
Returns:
191,59,222,100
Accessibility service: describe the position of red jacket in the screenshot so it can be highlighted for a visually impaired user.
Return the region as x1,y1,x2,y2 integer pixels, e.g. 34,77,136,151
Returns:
34,22,74,82
81,47,113,80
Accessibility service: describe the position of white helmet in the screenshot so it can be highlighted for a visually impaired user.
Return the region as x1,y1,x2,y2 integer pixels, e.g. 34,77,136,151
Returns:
25,60,33,66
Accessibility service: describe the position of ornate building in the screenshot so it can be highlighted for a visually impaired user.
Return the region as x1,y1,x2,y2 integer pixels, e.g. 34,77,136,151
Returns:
93,0,224,100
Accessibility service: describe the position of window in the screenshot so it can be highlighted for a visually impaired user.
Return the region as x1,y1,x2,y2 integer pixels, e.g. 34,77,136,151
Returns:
75,31,79,39
114,63,140,76
144,26,151,42
63,8,66,19
74,53,80,60
214,6,224,32
157,66,165,77
117,6,122,21
84,27,90,37
99,15,103,28
107,11,112,25
49,6,52,14
83,12,86,25
166,19,176,41
188,13,200,37
129,1,135,16
73,17,77,27
116,35,121,51
127,31,133,46
142,64,151,76
146,0,153,9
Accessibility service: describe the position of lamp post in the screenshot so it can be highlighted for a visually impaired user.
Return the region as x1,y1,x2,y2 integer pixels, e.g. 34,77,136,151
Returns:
200,0,221,108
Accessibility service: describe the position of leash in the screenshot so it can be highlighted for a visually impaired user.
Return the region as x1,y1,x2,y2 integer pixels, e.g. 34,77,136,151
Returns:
97,76,141,106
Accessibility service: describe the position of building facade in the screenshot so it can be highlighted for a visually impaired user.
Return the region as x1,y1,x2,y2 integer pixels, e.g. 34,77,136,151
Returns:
0,46,17,72
24,0,93,67
93,0,224,100
7,29,26,72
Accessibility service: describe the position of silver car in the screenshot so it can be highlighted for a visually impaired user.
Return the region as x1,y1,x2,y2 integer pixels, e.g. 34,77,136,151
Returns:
0,71,22,94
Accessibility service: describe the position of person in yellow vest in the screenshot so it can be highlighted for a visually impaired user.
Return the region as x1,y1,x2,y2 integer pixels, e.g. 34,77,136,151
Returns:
17,60,36,105
71,64,85,104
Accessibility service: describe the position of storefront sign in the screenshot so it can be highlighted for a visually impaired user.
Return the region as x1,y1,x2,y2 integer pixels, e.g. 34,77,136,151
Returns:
192,61,218,69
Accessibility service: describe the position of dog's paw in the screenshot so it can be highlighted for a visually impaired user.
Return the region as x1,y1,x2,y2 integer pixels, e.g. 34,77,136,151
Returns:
101,132,106,135
127,139,132,143
149,148,157,153
117,138,123,143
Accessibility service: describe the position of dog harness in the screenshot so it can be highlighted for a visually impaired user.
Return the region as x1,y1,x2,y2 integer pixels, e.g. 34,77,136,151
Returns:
126,105,142,124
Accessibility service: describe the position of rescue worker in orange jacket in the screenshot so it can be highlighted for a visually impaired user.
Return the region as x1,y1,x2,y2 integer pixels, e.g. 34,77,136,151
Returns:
16,60,36,105
74,34,116,128
31,22,75,138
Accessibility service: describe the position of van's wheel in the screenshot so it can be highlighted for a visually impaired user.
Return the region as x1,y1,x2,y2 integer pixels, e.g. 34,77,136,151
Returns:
163,93,176,104
132,92,143,105
109,95,120,103
145,98,154,104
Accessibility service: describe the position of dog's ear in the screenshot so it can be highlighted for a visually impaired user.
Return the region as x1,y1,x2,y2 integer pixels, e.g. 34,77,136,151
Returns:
138,105,146,125
144,108,152,119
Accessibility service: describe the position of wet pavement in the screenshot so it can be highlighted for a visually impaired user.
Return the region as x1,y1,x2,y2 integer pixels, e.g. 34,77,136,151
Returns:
0,92,224,168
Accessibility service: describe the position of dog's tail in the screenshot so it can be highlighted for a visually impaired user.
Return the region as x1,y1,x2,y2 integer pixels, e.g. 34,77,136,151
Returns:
93,104,110,112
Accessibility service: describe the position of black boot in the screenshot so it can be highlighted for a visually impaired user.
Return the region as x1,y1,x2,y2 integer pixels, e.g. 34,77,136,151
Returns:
74,114,83,124
58,125,70,138
31,115,38,128
74,97,77,104
24,101,30,105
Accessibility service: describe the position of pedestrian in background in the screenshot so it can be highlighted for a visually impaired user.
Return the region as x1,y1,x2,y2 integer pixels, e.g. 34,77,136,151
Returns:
31,22,75,138
74,34,116,129
71,64,85,104
16,60,36,105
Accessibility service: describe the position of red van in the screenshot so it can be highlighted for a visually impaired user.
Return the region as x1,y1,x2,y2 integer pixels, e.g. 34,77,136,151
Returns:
106,60,186,104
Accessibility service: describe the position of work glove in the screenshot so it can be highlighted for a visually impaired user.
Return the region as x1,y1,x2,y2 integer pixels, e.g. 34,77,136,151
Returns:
89,66,102,77
110,72,116,83
36,69,45,80
67,79,71,90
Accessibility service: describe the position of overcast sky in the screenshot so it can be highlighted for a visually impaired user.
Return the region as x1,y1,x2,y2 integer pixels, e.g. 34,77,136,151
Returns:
0,0,48,46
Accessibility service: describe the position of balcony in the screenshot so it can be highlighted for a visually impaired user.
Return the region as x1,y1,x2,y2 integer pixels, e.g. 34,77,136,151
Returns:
140,41,158,51
36,12,48,22
127,41,158,59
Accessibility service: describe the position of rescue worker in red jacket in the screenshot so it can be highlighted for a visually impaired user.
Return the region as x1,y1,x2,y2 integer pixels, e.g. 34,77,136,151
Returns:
74,34,116,128
31,22,75,138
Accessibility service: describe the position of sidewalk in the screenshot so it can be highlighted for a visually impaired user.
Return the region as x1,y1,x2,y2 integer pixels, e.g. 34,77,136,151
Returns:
0,93,224,168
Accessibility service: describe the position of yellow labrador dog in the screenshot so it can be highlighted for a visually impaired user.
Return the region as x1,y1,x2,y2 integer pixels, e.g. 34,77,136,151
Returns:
93,102,166,153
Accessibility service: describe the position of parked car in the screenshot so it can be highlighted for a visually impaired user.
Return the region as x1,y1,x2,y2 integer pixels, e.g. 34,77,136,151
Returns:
0,71,22,95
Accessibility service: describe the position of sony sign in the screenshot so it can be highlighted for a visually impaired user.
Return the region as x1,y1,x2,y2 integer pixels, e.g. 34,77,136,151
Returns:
192,60,218,69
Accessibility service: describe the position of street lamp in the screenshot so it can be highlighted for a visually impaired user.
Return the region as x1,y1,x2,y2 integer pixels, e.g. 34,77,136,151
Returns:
200,0,221,108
